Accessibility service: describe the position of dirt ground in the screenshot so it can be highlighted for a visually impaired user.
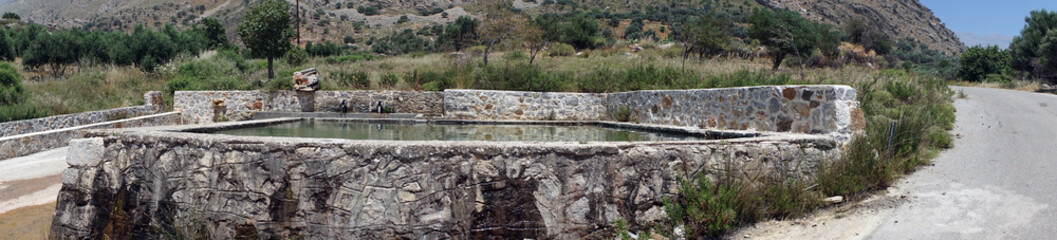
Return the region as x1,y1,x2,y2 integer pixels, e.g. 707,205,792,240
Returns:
0,202,55,240
727,189,911,240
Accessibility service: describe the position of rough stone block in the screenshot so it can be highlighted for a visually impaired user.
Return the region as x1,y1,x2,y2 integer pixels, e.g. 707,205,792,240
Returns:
66,138,105,167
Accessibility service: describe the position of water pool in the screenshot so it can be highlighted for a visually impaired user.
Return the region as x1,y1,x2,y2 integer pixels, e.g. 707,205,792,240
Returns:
214,120,706,142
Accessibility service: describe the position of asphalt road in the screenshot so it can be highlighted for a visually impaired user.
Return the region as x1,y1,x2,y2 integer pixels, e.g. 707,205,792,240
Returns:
866,86,1057,239
732,87,1057,240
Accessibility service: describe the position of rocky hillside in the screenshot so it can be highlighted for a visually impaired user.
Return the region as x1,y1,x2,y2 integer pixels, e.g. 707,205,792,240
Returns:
755,0,965,55
0,0,965,55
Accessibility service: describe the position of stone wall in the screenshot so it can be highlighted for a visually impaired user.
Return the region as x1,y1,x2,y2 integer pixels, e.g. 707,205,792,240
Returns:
0,91,164,137
52,128,838,239
605,86,864,142
175,91,444,124
443,90,607,120
0,112,181,160
174,86,862,141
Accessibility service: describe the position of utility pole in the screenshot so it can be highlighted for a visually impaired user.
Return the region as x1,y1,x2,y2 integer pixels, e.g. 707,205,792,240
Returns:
296,0,301,44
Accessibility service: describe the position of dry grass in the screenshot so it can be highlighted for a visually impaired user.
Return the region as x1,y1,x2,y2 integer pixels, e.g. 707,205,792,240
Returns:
0,202,54,240
949,79,1042,92
23,64,168,115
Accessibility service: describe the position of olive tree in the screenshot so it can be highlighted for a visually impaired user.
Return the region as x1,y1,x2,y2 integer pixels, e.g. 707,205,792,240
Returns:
677,14,732,68
749,8,840,70
237,0,294,79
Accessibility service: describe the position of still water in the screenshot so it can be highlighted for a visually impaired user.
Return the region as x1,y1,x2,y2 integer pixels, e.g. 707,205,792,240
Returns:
215,121,703,142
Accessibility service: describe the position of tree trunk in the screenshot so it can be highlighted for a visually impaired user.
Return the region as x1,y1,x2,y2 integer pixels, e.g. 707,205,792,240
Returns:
267,57,275,79
530,47,539,65
772,53,785,71
483,41,494,66
682,46,692,71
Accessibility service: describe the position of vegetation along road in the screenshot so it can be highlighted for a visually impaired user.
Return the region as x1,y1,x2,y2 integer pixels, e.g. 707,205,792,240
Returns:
738,86,1057,239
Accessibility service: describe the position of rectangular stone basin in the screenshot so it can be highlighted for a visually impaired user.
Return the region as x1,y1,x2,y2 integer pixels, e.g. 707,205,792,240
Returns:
51,117,839,239
209,119,732,142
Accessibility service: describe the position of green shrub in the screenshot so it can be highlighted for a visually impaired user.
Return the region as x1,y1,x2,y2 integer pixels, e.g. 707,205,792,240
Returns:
379,72,399,88
503,51,528,61
663,176,745,238
983,73,1013,85
0,102,47,122
548,43,575,57
165,57,249,93
0,63,45,122
578,65,702,93
476,63,566,92
332,71,370,89
284,46,309,66
0,62,25,105
357,6,379,16
612,105,632,122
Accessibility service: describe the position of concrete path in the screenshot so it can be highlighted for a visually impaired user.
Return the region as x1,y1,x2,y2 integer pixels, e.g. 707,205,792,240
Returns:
733,87,1057,239
0,147,68,215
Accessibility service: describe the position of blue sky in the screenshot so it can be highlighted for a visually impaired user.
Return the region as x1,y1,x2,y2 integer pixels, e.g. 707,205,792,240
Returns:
920,0,1057,48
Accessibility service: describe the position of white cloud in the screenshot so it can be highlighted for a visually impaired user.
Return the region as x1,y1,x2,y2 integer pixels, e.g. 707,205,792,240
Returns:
957,32,1014,48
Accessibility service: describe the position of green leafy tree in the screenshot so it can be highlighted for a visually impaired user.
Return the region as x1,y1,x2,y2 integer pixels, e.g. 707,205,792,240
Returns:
130,25,177,72
199,17,229,49
1,12,18,21
958,45,1012,82
557,14,600,49
0,30,14,61
23,31,84,77
677,14,732,68
1009,9,1057,82
477,1,528,65
237,0,294,79
748,8,841,70
439,16,478,51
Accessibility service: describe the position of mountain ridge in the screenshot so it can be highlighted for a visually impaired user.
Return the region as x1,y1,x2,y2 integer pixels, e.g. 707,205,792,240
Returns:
0,0,965,55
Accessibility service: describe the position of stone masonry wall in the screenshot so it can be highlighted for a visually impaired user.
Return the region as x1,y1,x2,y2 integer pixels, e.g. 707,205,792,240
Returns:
605,86,864,142
443,90,607,120
0,91,165,137
52,131,837,239
173,87,862,141
175,91,444,124
0,112,180,160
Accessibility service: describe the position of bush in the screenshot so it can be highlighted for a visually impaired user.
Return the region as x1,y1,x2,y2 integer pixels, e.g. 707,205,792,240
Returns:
476,63,566,92
503,51,528,61
958,45,1011,82
611,105,632,122
0,62,26,105
284,46,309,66
548,43,575,57
379,72,399,88
357,6,379,16
332,71,370,89
165,57,249,93
578,65,701,93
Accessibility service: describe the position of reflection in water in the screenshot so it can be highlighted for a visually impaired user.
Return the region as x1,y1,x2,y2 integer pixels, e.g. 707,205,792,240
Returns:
216,121,703,142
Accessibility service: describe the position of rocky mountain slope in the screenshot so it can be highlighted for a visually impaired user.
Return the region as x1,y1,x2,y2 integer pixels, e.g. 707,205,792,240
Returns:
755,0,965,54
0,0,965,55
